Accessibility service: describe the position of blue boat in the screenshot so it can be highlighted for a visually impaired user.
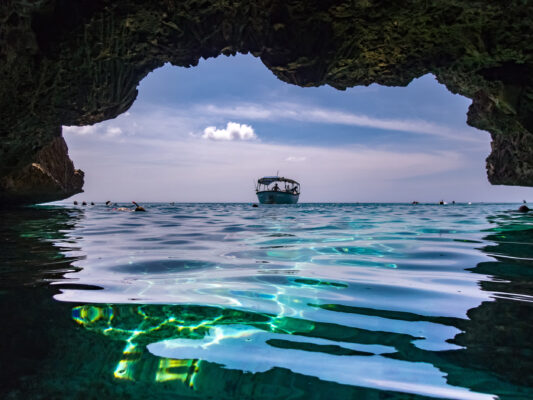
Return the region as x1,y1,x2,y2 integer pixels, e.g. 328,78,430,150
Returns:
256,176,300,204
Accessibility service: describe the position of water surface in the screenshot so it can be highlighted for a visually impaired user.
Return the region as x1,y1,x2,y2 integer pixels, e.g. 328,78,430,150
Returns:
1,203,532,399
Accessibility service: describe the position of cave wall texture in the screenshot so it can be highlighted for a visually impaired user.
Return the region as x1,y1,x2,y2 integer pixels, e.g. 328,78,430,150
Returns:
0,0,532,204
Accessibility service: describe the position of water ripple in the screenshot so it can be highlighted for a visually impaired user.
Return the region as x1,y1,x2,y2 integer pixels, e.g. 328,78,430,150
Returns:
21,202,533,399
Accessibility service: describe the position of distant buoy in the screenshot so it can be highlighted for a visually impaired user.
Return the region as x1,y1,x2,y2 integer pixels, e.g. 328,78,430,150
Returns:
82,201,87,206
73,201,78,205
252,204,259,207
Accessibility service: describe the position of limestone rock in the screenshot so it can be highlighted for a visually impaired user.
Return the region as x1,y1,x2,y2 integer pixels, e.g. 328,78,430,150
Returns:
0,136,84,205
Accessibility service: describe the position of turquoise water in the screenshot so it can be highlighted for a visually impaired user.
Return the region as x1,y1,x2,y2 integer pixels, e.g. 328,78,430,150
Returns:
1,203,532,399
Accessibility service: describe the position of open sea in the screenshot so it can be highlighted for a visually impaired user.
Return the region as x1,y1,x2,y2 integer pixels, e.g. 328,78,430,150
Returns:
1,202,532,399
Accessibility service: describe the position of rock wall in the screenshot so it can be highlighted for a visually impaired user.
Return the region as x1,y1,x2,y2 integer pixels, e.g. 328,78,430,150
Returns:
0,136,84,204
1,0,532,204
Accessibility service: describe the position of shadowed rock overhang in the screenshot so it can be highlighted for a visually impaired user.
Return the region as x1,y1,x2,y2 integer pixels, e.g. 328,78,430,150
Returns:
1,0,532,204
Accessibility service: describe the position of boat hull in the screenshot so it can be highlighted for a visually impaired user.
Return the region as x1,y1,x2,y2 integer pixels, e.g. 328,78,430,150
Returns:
256,191,299,204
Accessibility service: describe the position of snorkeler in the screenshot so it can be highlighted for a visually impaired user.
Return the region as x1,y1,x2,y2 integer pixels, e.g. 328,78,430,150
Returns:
132,201,146,212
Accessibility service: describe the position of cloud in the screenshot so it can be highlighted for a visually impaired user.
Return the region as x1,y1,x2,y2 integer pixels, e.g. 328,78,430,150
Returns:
202,122,257,141
286,156,307,162
64,99,483,148
62,125,123,138
105,126,122,137
63,125,98,135
199,102,484,143
203,104,271,119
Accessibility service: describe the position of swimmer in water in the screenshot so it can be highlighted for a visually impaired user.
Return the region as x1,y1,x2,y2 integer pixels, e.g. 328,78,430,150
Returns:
132,201,146,212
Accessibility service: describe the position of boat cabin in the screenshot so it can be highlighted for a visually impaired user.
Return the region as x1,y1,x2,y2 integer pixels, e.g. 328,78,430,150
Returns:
256,176,300,204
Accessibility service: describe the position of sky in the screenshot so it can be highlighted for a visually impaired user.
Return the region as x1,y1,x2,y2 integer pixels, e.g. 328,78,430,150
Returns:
64,54,532,203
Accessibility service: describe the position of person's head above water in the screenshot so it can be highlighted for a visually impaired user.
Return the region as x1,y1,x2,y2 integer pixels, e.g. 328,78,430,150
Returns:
132,201,146,212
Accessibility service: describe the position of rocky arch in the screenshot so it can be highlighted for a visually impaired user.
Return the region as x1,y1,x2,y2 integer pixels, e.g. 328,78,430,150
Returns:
1,0,532,204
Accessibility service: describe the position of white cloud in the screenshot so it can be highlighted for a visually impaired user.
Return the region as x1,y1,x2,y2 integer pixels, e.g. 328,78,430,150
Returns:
62,125,123,138
286,156,307,162
105,126,123,137
63,125,98,135
203,104,271,119
202,122,257,141
63,100,485,147
199,102,485,143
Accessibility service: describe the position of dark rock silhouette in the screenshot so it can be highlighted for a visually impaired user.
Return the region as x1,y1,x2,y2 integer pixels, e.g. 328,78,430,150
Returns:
0,137,83,205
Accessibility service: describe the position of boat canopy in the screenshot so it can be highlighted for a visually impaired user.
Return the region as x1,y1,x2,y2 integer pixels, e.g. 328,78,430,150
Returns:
257,176,299,185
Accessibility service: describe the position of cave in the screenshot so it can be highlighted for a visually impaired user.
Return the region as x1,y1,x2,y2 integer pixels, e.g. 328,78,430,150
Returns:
1,0,532,204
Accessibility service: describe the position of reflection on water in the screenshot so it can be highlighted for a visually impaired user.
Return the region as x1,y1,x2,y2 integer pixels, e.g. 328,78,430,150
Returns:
1,204,532,399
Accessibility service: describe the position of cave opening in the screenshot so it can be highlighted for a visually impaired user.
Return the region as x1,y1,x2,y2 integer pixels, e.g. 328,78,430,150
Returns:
62,54,531,203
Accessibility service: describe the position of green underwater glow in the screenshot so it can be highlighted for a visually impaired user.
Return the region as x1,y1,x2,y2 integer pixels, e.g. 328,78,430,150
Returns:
72,303,316,385
3,204,533,399
69,301,515,400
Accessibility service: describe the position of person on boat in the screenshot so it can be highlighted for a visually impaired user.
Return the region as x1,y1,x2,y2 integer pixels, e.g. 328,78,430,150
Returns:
273,183,279,191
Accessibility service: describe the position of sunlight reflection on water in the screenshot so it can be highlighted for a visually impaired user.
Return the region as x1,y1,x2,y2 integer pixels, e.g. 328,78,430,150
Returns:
5,202,532,399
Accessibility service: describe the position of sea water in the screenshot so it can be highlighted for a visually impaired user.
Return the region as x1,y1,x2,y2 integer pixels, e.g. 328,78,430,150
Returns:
0,203,532,399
